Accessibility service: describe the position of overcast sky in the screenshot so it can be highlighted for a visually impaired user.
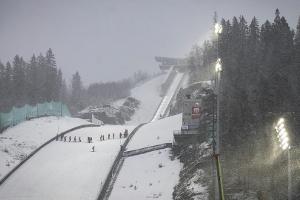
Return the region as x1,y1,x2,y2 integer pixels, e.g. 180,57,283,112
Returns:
0,0,299,85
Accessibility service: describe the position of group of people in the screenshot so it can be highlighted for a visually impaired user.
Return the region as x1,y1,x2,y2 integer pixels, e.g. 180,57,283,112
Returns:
56,135,82,142
55,129,130,144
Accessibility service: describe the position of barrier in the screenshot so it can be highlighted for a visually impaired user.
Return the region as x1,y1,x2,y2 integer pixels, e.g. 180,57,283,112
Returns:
123,143,172,157
0,101,70,132
97,123,145,200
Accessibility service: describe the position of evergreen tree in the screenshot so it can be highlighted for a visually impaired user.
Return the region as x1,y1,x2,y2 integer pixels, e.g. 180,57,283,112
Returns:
71,71,83,112
0,61,5,110
27,54,39,104
37,53,47,103
3,62,13,111
45,48,58,101
12,55,26,106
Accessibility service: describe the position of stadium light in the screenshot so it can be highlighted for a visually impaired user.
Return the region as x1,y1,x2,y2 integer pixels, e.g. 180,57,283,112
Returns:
215,23,223,34
215,58,222,72
274,117,291,199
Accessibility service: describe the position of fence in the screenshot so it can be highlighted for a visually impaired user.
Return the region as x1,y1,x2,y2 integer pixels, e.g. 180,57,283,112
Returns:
0,101,70,131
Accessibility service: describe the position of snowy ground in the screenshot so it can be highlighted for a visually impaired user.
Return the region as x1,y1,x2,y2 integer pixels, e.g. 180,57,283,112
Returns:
0,68,186,199
125,73,167,125
127,114,182,151
151,72,184,122
109,149,181,200
0,125,135,200
0,116,89,180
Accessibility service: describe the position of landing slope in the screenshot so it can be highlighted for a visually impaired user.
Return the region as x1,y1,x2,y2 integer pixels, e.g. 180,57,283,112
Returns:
0,116,88,179
0,125,134,200
126,74,166,125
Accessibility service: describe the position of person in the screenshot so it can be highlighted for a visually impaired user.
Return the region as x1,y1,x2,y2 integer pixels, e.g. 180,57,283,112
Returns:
69,136,71,142
64,136,66,142
124,129,128,138
119,132,122,139
74,136,76,142
79,137,81,142
92,146,95,152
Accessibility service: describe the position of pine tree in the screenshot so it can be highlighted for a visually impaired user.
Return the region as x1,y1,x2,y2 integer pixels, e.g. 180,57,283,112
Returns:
45,48,58,101
71,71,83,112
3,62,13,111
0,61,5,110
27,54,39,104
37,53,47,103
12,55,26,106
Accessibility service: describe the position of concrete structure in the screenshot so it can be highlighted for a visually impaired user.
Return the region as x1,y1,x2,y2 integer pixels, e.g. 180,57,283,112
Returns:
155,56,188,71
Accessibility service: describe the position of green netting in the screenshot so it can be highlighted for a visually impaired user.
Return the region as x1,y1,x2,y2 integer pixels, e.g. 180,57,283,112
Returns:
0,101,70,130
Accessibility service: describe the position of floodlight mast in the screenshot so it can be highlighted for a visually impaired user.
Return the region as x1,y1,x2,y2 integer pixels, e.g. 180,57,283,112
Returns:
212,21,225,200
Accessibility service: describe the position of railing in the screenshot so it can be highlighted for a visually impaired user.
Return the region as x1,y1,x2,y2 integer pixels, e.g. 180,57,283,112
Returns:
97,123,145,200
123,143,172,157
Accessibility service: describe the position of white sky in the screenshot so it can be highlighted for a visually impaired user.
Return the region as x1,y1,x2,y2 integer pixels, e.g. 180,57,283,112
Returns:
0,0,299,85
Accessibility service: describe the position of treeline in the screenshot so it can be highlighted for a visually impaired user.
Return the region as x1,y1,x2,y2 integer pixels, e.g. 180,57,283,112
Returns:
69,70,151,113
0,49,65,112
189,9,300,144
0,48,152,114
187,9,300,198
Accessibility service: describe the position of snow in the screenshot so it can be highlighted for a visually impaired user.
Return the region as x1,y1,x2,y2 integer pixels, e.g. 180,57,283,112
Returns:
0,116,89,179
0,69,186,199
187,169,208,200
0,125,135,200
127,114,182,151
181,72,190,89
109,149,181,200
151,72,184,122
126,73,167,125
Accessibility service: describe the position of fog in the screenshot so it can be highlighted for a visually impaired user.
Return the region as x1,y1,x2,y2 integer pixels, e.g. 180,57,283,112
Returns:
0,0,299,84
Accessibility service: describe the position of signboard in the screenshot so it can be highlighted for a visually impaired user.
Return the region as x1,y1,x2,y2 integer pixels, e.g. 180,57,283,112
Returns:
191,106,201,119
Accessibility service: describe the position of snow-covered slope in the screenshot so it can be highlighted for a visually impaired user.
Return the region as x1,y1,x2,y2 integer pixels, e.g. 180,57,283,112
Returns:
151,72,184,122
127,114,182,151
110,149,181,200
110,114,183,200
125,74,167,125
0,125,135,200
0,116,89,179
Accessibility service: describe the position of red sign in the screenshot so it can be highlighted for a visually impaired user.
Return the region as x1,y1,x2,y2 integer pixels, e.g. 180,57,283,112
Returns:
192,106,201,119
